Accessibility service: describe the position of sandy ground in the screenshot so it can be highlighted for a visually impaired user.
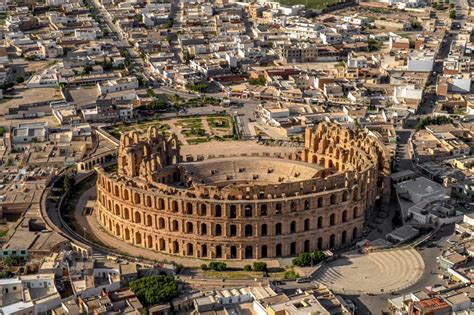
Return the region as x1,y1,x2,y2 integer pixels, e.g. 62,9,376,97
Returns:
181,140,298,157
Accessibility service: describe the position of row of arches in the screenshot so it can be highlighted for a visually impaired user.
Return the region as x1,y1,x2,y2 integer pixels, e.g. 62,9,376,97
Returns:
101,202,361,237
99,212,360,258
99,186,361,222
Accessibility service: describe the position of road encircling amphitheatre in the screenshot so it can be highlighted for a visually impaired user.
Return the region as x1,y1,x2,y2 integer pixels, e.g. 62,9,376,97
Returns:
93,122,392,260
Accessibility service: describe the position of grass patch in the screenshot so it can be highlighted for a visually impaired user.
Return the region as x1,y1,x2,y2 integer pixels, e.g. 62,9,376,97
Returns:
207,116,231,129
277,0,339,9
203,270,286,280
0,230,8,237
187,138,209,145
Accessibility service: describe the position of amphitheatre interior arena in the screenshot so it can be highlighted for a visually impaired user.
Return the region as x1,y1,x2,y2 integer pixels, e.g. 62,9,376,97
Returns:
94,123,391,260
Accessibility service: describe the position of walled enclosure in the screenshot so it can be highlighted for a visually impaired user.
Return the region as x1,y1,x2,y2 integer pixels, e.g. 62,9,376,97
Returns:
94,123,391,260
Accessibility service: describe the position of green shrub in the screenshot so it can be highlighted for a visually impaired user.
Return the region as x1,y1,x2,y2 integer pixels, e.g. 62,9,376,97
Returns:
253,262,267,272
208,261,227,271
200,264,208,271
243,265,252,272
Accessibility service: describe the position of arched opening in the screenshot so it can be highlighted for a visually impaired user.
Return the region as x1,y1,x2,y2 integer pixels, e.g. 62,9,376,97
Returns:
304,219,310,231
275,223,282,235
275,244,282,257
215,205,222,217
229,205,237,218
215,224,222,236
124,228,130,241
329,234,336,248
290,201,297,212
260,204,267,216
245,246,253,259
290,242,296,255
172,220,179,232
135,232,142,245
142,214,151,227
290,221,297,233
187,243,194,256
201,244,208,258
304,200,310,210
230,224,237,237
342,210,348,223
353,206,359,219
342,191,349,202
330,213,336,226
353,188,358,201
146,196,152,207
341,231,347,244
186,222,194,234
114,204,120,216
158,218,165,229
317,197,323,207
200,204,207,216
230,246,237,259
185,202,193,215
159,238,166,251
261,245,268,258
115,224,121,237
352,226,358,240
330,194,337,205
244,205,253,217
172,241,179,254
134,211,141,224
216,245,222,258
317,237,323,250
147,235,153,248
134,192,141,205
275,203,282,214
158,198,165,210
171,200,179,212
304,240,310,252
201,223,207,235
317,216,323,229
261,224,267,236
245,224,253,237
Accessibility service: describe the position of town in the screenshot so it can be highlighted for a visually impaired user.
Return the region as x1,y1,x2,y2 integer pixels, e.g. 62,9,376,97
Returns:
0,0,472,313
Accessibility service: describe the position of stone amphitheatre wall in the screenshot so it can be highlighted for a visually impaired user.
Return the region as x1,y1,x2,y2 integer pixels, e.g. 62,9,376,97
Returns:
93,123,391,260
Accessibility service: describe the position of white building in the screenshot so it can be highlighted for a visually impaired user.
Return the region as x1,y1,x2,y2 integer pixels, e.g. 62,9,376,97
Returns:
407,52,435,72
97,77,139,95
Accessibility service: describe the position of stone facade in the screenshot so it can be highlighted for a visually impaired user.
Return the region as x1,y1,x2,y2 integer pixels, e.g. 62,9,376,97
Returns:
94,123,391,260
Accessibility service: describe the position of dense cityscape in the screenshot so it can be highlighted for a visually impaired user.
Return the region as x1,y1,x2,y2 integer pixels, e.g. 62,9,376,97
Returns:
0,0,472,313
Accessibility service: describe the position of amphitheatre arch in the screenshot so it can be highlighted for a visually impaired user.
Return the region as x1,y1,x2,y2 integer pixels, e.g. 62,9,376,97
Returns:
93,123,391,260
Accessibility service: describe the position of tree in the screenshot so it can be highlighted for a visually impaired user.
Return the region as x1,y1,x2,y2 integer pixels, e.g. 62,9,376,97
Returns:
292,251,326,267
130,275,179,306
16,76,24,84
3,255,20,267
449,10,456,19
243,265,252,271
64,174,75,195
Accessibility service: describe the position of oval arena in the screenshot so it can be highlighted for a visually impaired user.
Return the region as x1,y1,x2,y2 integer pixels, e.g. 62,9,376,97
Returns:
94,123,391,260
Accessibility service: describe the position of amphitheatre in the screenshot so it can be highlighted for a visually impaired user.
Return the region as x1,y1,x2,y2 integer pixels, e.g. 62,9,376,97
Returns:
92,122,392,260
